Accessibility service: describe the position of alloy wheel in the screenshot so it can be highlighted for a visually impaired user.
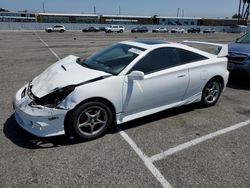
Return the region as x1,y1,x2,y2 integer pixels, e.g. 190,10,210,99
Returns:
77,106,108,136
204,81,220,104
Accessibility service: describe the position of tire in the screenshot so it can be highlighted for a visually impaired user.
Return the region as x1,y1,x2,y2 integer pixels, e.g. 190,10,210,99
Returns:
60,30,65,33
66,101,114,140
201,79,222,107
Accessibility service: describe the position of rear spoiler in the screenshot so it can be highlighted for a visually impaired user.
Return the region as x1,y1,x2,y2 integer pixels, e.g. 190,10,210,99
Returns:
181,40,228,57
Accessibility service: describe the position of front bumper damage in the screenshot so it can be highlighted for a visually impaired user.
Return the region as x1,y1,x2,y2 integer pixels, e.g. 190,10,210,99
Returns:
13,84,68,137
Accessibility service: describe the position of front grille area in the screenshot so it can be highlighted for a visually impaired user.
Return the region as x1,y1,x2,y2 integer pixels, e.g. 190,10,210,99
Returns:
228,52,248,64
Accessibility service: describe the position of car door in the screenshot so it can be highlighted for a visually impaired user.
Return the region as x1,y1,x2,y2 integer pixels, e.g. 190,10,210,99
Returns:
175,48,210,100
113,25,118,32
123,47,189,115
53,26,59,31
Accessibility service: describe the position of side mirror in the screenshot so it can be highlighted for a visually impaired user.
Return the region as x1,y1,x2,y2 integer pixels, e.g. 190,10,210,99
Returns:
128,71,144,80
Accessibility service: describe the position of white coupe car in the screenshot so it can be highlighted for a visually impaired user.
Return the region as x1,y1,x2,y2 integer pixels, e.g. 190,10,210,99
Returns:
171,28,185,33
13,39,229,140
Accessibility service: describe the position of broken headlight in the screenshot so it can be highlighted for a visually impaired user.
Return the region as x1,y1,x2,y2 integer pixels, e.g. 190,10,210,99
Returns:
30,85,75,108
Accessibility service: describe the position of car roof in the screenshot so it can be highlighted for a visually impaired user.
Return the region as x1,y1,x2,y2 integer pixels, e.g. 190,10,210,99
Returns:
120,39,215,58
134,39,169,45
121,39,171,49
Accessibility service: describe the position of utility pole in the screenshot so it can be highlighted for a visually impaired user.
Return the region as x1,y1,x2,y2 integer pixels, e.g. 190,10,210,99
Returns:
177,8,180,17
182,8,184,17
94,6,96,14
119,6,121,15
42,2,45,13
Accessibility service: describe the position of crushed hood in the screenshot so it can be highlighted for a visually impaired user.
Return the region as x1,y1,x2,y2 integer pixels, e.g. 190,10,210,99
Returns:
31,55,111,98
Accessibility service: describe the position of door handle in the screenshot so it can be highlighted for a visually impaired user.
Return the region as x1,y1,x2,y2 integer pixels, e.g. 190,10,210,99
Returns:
177,74,186,78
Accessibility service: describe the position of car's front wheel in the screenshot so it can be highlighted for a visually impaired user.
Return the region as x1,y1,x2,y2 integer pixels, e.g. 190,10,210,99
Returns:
201,79,222,107
66,101,114,140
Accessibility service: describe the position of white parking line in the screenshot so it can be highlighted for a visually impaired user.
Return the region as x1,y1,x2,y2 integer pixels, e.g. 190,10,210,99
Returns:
119,129,172,188
34,32,61,60
150,119,250,162
35,33,172,188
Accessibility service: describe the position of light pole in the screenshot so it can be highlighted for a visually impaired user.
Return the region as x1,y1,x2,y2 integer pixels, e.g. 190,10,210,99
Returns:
177,8,180,17
42,2,45,13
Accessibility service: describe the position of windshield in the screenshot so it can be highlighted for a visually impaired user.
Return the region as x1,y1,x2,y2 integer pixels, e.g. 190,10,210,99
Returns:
236,32,250,43
78,43,145,75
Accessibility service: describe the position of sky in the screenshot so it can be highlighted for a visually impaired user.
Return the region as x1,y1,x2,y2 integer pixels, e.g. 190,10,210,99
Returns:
1,0,239,18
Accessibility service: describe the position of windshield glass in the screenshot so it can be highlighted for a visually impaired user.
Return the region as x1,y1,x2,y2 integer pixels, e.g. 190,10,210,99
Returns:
78,43,145,75
237,32,250,43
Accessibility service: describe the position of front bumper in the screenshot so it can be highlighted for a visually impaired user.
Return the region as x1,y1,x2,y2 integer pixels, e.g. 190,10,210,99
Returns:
13,84,68,137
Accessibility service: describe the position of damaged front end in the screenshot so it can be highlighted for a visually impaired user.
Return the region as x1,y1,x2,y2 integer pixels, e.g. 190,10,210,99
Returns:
13,82,74,137
28,75,111,109
27,83,75,109
13,75,111,137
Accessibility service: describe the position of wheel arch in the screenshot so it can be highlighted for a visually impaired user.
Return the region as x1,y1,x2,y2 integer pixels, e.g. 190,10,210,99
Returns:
207,75,224,91
64,97,117,133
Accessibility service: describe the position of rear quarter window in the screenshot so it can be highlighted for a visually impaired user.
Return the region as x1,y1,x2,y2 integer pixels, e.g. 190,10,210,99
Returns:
176,48,208,64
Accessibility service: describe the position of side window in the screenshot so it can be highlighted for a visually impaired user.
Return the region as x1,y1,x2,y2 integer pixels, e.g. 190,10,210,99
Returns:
131,48,179,74
176,49,208,64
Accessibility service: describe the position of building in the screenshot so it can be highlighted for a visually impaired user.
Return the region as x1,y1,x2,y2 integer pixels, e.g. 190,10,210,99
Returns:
0,11,36,22
1,10,249,27
100,15,153,25
200,18,240,26
156,16,201,26
36,13,99,23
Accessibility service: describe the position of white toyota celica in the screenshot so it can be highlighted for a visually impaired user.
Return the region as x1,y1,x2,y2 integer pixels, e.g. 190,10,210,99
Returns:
13,39,229,140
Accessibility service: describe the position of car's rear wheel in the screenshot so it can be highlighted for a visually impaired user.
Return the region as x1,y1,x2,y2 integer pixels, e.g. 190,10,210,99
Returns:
67,101,113,140
201,79,222,106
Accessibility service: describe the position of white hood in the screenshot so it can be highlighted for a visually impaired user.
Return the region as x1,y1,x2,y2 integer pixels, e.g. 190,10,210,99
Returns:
31,55,110,98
